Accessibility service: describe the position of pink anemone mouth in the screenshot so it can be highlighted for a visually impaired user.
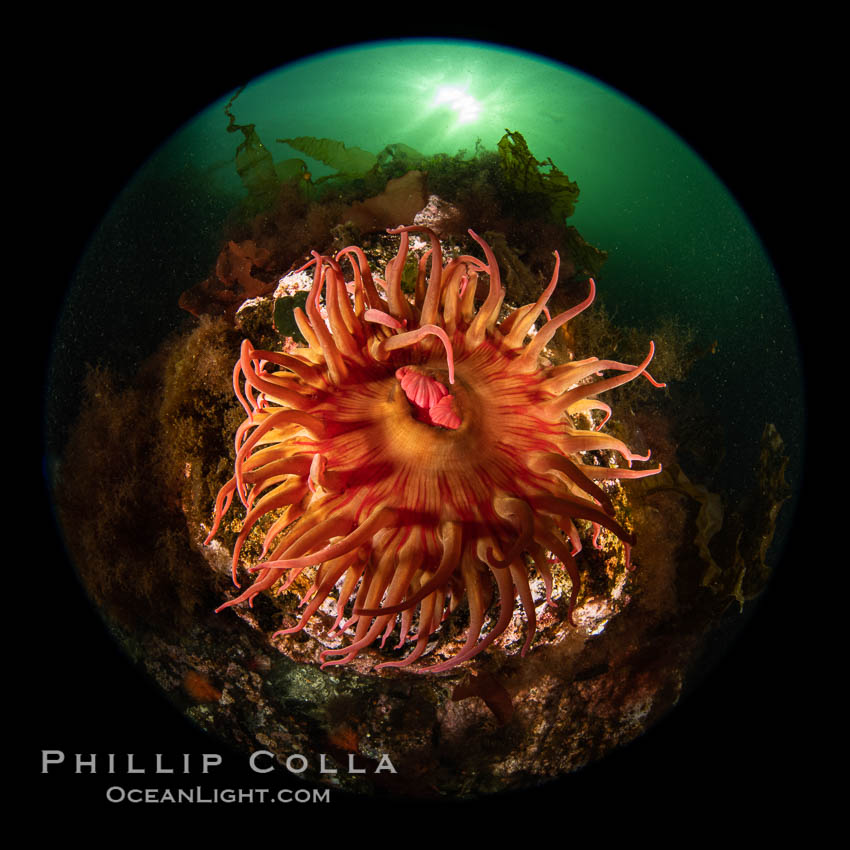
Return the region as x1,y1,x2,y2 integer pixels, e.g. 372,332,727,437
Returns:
205,226,664,672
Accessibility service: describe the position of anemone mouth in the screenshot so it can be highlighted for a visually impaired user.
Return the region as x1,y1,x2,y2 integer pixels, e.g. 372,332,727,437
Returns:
205,226,664,673
395,365,460,430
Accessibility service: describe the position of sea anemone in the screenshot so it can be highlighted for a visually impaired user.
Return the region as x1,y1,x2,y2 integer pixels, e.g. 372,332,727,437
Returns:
205,227,664,672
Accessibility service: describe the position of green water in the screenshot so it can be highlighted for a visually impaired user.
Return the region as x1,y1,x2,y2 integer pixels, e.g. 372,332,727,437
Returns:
49,36,803,528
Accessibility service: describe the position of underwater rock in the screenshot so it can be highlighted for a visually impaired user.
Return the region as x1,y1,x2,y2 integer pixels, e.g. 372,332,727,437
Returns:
413,194,463,235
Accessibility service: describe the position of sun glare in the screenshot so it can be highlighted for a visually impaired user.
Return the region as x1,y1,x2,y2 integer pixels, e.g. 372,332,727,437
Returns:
432,86,481,125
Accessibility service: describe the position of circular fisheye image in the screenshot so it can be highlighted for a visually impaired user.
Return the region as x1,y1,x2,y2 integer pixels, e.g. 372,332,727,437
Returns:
41,35,804,804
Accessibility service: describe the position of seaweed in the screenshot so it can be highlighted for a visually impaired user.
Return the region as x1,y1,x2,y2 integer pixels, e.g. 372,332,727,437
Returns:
279,136,378,177
725,424,791,608
183,95,609,319
375,142,428,175
497,129,580,222
225,89,299,211
563,225,608,279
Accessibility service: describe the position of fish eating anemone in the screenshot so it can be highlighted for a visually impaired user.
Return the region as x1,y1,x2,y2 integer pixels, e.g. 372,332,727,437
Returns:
204,226,665,672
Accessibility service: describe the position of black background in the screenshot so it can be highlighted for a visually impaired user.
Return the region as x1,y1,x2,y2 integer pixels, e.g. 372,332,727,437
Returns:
29,14,814,830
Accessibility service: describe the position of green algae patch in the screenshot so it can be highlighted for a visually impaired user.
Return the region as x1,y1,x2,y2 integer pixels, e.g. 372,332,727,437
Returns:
273,291,309,342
